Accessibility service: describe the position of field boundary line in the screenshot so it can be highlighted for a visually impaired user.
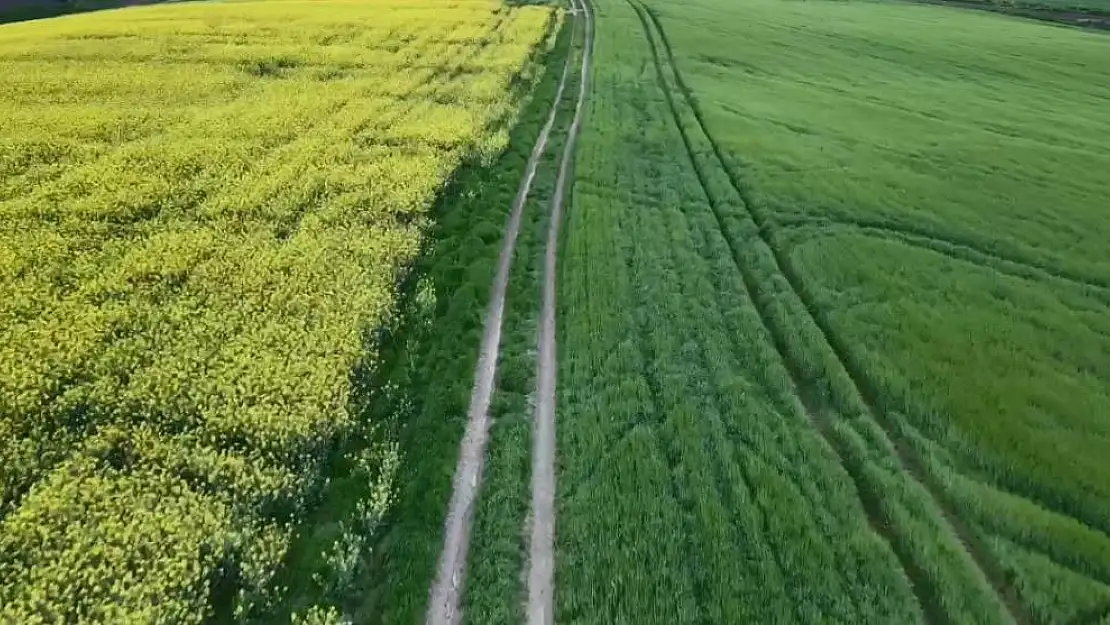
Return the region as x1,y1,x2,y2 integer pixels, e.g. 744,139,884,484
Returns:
526,0,593,621
426,12,579,625
638,4,1032,624
777,215,1110,297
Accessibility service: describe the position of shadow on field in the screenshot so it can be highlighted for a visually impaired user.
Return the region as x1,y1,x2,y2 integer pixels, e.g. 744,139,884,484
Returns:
235,18,573,625
0,0,178,25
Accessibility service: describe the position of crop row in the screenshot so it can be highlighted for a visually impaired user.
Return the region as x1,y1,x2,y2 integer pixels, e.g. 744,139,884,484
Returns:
551,0,949,621
637,0,1110,621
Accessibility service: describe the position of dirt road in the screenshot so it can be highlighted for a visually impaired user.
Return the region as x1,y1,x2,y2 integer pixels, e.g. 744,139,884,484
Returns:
425,11,580,625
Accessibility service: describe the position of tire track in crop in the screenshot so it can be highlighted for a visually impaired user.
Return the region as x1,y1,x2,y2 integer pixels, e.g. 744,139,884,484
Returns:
614,13,820,617
1067,599,1110,625
776,215,1110,299
526,0,592,621
426,13,579,625
780,221,1110,536
629,4,940,623
638,5,1032,625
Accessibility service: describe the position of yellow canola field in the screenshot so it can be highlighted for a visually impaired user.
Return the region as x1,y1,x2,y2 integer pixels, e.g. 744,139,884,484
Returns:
0,0,551,621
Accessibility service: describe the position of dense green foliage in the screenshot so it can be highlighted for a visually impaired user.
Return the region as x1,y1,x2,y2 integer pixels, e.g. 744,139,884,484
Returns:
665,0,1110,614
0,0,551,620
550,0,1110,621
0,0,164,25
553,0,985,621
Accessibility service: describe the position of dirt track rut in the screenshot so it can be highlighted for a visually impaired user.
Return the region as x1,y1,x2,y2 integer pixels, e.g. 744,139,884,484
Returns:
525,0,593,622
425,12,580,625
